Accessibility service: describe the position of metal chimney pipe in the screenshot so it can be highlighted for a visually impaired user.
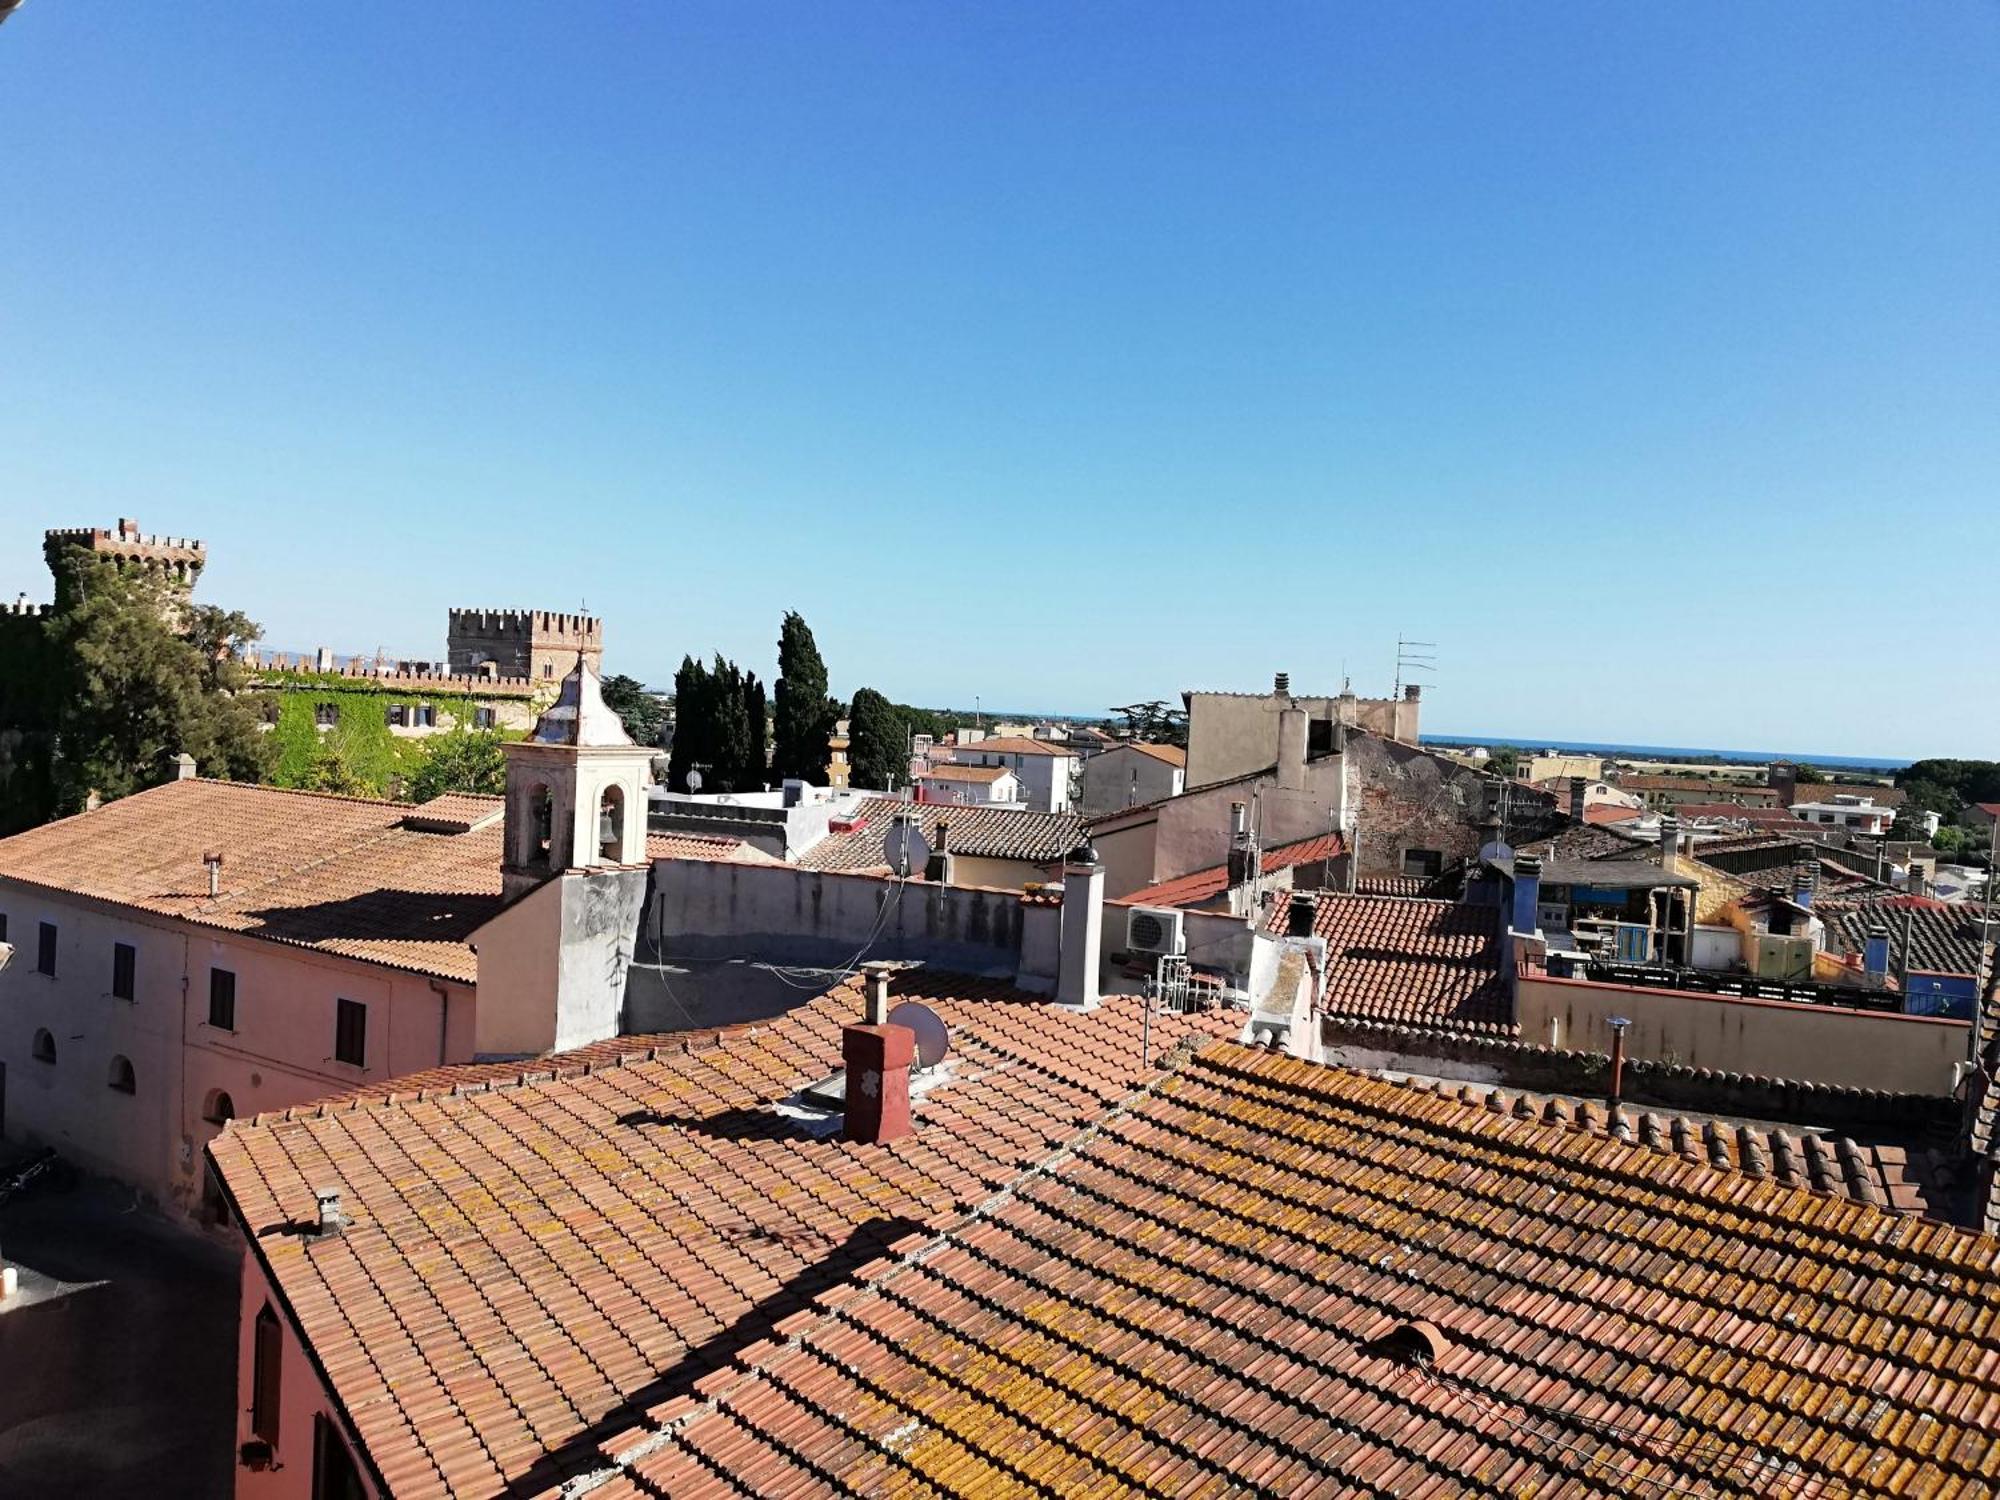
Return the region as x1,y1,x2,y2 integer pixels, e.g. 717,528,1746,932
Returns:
1607,1016,1631,1111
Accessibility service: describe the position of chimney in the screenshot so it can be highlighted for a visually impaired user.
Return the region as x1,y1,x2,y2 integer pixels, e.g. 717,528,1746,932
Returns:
1273,671,1290,696
1568,776,1587,824
842,1008,914,1145
1287,892,1317,938
1793,860,1818,909
861,960,893,1025
174,752,197,781
1864,924,1891,979
1229,801,1247,842
1057,839,1104,1009
313,1187,349,1237
1907,864,1927,900
1404,683,1421,702
1510,855,1543,939
315,645,334,673
1659,815,1681,874
202,851,224,899
1277,705,1308,790
1606,1016,1631,1111
925,820,954,884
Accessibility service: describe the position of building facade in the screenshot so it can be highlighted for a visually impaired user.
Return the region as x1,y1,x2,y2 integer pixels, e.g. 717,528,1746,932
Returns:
944,735,1077,814
1183,676,1421,787
446,607,603,683
1080,742,1186,816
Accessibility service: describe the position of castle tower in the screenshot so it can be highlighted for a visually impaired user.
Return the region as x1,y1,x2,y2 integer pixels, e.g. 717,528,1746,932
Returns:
43,520,206,609
501,657,651,900
448,608,604,684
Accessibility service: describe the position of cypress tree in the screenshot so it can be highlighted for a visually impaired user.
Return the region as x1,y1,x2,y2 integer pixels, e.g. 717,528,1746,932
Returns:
772,610,833,784
739,672,769,791
847,687,906,791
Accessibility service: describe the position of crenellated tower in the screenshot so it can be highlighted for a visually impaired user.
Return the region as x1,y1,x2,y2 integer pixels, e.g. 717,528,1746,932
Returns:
447,607,604,684
43,519,206,609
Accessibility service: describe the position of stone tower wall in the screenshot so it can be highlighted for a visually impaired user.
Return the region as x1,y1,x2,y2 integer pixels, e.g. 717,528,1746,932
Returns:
447,608,604,683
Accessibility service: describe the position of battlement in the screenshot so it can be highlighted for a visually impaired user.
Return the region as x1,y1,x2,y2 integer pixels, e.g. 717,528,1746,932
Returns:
3,593,50,619
448,608,602,641
249,650,541,697
45,518,206,567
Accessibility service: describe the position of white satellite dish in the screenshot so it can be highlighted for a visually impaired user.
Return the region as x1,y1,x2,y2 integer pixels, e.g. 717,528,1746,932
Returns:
887,1001,951,1071
883,819,931,876
685,768,703,793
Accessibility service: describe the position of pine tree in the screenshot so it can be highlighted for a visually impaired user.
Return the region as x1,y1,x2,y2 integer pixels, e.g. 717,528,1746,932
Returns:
848,687,906,791
772,610,832,784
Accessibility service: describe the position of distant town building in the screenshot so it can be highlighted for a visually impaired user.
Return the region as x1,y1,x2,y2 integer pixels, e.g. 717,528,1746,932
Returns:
1183,673,1421,787
1080,741,1186,816
944,735,1078,814
914,762,1021,807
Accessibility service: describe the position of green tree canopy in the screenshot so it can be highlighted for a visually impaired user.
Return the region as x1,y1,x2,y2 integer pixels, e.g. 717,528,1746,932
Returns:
39,554,271,818
1109,700,1188,749
405,729,508,802
848,687,907,791
667,654,767,792
599,673,667,746
772,610,833,784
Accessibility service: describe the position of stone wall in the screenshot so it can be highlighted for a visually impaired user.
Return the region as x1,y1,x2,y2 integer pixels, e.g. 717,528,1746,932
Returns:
448,608,604,683
1346,734,1558,879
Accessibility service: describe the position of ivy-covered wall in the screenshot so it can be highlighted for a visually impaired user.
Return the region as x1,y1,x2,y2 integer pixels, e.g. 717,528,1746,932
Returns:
260,673,528,798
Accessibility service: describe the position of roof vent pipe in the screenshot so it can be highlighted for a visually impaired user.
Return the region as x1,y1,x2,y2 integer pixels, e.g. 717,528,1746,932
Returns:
203,851,224,899
314,1187,349,1237
862,961,893,1026
1273,671,1290,696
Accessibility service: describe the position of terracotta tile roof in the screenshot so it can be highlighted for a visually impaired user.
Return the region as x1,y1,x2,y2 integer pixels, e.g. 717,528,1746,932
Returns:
1353,874,1434,897
1268,892,1512,1035
606,1044,2000,1499
798,797,1083,871
953,735,1072,757
0,779,503,983
1616,774,1780,798
1391,1075,1958,1218
1817,899,1992,978
1675,802,1808,825
399,792,504,834
206,976,1239,1499
917,763,1012,784
1117,832,1343,909
1582,802,1643,825
1124,742,1187,768
1517,821,1651,861
643,830,774,865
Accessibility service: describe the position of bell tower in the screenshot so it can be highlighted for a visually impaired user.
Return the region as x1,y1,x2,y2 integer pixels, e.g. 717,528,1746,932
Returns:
502,658,652,901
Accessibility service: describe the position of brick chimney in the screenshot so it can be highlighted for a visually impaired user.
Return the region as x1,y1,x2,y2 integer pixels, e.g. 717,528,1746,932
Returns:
843,969,914,1146
1568,776,1586,823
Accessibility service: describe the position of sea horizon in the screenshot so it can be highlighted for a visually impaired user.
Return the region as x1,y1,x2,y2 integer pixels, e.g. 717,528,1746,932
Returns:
1420,733,1909,773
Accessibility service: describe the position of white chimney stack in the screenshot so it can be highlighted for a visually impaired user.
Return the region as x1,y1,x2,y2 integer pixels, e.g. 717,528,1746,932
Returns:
1277,706,1308,790
1057,839,1104,1009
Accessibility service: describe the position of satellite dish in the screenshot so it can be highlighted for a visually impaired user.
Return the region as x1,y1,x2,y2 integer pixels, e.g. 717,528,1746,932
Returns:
884,819,931,876
887,1001,950,1070
685,768,703,793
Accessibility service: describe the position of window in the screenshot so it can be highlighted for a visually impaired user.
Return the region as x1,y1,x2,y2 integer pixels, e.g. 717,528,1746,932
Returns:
474,705,497,730
334,998,366,1068
251,1304,283,1446
107,1055,135,1093
312,1414,365,1500
1401,848,1444,879
112,941,136,1001
313,702,339,728
208,968,237,1030
258,696,282,725
0,911,9,943
413,703,436,728
386,703,407,728
542,662,554,679
31,1028,55,1064
36,921,57,976
202,1089,235,1125
528,783,553,866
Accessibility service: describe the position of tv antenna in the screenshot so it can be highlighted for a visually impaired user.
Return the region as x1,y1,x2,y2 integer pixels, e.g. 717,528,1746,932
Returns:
1394,636,1437,697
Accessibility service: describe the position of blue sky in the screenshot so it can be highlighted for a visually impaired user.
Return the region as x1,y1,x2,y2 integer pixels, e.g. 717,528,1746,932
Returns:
2,5,1996,759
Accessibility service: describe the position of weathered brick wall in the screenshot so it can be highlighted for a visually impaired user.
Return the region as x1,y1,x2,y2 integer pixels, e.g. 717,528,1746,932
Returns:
1346,734,1559,879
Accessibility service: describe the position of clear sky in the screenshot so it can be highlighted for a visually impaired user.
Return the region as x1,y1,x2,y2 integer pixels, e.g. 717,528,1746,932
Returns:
2,5,1996,759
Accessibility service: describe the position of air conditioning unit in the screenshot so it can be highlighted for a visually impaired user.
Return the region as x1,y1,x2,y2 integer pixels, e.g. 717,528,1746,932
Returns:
1753,933,1814,983
1126,906,1186,957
